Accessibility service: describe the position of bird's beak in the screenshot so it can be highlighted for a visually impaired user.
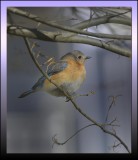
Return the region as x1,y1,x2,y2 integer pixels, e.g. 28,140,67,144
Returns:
85,56,92,60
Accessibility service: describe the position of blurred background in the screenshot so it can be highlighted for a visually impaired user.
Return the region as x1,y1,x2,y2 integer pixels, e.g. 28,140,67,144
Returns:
7,7,131,153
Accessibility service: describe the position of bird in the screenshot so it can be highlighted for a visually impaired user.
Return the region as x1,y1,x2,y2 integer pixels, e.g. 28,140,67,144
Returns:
18,50,91,99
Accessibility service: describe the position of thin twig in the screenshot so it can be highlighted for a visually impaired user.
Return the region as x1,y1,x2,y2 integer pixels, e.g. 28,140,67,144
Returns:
105,95,122,122
103,117,120,128
52,124,95,147
74,91,95,98
79,91,95,97
112,140,121,152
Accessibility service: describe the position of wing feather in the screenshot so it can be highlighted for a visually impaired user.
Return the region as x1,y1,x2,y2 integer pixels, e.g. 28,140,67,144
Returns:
32,61,68,90
47,61,68,76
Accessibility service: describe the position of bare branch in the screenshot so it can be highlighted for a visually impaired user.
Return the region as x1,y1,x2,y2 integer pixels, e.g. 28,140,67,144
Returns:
7,8,131,41
105,95,122,122
52,124,95,147
48,17,78,23
23,37,130,153
108,118,120,127
8,8,131,33
112,140,122,152
75,90,95,98
7,24,131,57
103,117,120,128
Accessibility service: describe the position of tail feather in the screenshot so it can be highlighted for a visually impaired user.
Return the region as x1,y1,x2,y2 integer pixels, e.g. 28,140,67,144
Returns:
18,90,35,98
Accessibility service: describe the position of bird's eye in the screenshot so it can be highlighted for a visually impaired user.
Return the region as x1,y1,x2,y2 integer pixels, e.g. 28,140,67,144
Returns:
78,56,82,59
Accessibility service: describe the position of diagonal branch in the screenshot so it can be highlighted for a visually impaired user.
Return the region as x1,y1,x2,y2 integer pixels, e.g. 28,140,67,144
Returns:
23,38,130,153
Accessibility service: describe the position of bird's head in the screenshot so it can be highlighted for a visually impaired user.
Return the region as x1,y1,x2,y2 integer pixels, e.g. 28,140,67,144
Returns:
61,50,91,65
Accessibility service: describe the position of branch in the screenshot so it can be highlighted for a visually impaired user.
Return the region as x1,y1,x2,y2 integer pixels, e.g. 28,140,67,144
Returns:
23,38,130,153
112,140,122,152
105,95,122,122
75,90,95,98
7,24,131,57
7,7,131,41
52,124,95,147
106,118,120,127
72,10,131,30
62,29,131,40
93,7,130,19
7,8,131,34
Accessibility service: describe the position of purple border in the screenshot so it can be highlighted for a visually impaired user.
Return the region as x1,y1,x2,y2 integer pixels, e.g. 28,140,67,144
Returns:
1,1,137,154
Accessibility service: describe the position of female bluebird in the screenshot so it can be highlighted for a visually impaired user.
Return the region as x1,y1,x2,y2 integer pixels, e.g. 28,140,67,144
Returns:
18,50,91,98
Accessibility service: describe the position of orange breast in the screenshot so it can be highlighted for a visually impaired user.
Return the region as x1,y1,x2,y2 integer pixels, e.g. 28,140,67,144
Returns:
44,59,86,92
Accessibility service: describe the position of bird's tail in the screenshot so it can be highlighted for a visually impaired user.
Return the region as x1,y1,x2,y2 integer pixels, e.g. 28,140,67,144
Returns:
18,90,35,98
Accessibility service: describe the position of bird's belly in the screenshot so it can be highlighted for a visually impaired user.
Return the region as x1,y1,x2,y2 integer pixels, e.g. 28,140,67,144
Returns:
46,88,65,97
66,78,83,93
44,77,84,97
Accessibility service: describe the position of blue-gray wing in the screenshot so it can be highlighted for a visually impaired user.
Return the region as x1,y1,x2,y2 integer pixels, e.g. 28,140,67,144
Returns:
32,61,68,90
47,61,68,76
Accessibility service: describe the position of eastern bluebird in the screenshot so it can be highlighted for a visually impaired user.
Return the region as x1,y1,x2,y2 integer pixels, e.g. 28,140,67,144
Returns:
18,50,91,98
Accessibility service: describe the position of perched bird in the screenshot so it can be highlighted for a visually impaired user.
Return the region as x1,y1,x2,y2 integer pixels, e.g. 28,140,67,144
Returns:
18,50,91,98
